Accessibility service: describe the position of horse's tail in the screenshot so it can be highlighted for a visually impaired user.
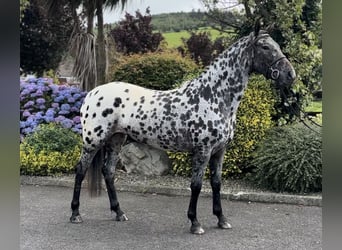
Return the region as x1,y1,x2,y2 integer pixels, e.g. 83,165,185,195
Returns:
87,147,104,197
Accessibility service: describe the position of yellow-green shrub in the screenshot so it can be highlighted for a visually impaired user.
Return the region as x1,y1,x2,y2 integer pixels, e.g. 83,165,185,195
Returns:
20,123,82,175
20,146,81,175
109,51,200,90
169,75,276,178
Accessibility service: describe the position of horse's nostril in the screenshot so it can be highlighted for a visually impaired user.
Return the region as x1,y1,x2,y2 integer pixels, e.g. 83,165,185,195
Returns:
288,70,296,80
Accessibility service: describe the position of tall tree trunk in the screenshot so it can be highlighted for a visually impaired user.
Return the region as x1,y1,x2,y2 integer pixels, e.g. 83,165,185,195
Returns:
86,0,95,33
96,0,106,85
242,0,252,19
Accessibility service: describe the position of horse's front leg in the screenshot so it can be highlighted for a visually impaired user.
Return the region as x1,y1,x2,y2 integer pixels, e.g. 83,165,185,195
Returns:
187,152,210,234
209,148,232,229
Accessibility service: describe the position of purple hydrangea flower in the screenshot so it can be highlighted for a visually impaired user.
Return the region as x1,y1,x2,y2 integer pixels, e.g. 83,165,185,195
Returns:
22,110,31,117
36,98,45,105
54,96,65,103
45,108,55,117
60,119,73,129
61,103,71,111
24,100,34,108
54,115,66,123
72,116,81,124
51,102,59,108
67,97,76,103
20,77,87,138
35,89,43,96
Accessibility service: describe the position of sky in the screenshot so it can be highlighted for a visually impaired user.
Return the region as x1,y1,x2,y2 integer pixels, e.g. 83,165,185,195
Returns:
103,0,206,24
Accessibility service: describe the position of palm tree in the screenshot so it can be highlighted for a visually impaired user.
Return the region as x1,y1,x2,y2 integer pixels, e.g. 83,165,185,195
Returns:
47,0,128,91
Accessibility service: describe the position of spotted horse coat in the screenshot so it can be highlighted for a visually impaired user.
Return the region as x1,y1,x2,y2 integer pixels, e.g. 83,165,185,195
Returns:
70,25,296,235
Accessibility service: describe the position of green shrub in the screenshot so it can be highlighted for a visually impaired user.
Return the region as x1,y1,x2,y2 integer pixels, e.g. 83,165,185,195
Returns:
168,152,192,177
169,75,276,177
20,123,82,175
249,122,322,193
109,51,200,90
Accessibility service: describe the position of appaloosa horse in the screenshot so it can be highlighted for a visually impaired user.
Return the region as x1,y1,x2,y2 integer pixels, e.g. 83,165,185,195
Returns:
70,24,296,234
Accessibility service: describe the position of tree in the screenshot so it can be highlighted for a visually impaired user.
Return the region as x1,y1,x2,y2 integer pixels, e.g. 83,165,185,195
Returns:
20,0,74,75
46,0,128,90
182,31,213,66
178,32,229,67
109,8,164,55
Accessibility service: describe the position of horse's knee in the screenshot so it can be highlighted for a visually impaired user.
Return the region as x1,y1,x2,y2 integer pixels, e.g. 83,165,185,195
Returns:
211,177,221,192
190,179,202,194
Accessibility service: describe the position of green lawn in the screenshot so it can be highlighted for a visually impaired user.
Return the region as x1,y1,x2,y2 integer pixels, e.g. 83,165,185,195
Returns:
305,100,322,113
163,30,190,48
162,27,230,48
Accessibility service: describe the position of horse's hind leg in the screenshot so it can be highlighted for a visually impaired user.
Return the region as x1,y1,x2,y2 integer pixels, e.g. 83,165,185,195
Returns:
209,148,231,229
70,148,98,223
102,133,128,221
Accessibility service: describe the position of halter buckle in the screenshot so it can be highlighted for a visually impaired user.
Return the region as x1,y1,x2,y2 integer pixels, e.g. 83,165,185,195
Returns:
270,67,280,80
268,57,286,80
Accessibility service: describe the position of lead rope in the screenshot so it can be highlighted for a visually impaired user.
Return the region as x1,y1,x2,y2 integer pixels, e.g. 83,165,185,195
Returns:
279,88,322,134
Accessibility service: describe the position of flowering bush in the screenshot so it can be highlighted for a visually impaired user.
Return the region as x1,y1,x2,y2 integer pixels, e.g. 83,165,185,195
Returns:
20,77,87,139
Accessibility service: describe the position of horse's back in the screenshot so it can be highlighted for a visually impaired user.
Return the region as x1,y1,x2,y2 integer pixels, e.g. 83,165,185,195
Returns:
80,82,160,147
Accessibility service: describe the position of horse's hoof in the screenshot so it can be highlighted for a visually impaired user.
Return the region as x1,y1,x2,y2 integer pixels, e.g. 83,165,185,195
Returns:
218,221,232,229
116,213,128,222
190,224,205,235
70,214,83,223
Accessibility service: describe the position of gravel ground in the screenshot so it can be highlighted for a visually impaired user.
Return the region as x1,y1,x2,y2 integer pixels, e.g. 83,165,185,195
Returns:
114,170,265,193
21,170,321,200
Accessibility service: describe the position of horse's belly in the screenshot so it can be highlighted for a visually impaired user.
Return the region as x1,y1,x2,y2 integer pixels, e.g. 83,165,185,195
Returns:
125,124,193,152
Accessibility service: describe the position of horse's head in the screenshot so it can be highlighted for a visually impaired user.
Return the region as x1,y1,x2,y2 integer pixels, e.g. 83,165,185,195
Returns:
250,24,296,87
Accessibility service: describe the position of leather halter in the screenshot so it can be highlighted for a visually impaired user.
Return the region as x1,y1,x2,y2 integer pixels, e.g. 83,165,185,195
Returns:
251,33,287,80
267,56,286,80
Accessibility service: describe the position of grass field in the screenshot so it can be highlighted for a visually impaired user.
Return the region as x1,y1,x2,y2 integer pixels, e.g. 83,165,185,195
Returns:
305,100,322,113
162,27,229,48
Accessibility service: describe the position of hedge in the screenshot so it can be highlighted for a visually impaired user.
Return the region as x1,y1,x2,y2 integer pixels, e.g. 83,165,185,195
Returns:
108,51,200,90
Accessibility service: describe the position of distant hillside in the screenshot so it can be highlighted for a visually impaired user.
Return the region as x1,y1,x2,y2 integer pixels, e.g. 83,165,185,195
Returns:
106,10,236,48
151,11,213,32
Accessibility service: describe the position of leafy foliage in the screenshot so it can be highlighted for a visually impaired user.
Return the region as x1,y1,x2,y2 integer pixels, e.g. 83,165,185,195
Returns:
20,0,29,21
22,123,81,154
249,123,322,193
109,8,164,55
20,0,74,75
183,31,213,65
170,76,276,177
180,31,233,66
20,123,82,176
109,52,200,90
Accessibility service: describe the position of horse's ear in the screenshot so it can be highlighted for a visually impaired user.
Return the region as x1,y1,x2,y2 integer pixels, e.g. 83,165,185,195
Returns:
254,18,262,37
265,22,275,33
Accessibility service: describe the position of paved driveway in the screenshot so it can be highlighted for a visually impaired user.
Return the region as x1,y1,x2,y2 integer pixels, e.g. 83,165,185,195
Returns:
20,185,321,250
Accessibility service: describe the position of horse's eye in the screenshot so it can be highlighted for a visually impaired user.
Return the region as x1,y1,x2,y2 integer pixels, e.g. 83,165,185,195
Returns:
262,45,270,50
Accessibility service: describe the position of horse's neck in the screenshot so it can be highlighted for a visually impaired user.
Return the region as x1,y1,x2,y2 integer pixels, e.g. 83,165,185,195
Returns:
185,37,253,113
